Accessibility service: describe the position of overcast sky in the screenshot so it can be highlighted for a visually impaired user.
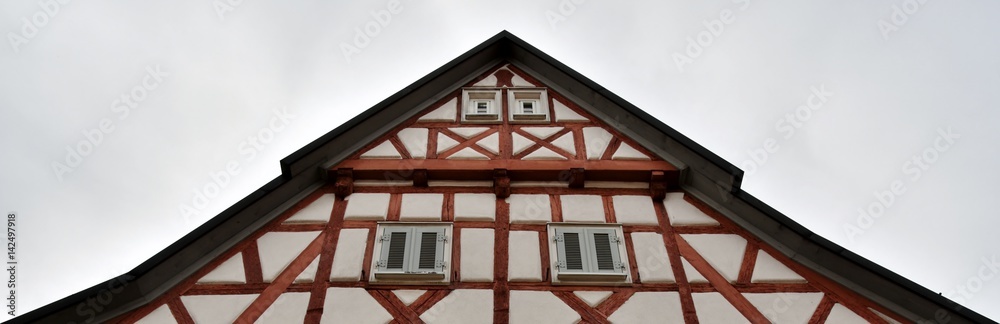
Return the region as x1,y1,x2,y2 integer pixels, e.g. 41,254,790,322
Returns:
1,0,998,321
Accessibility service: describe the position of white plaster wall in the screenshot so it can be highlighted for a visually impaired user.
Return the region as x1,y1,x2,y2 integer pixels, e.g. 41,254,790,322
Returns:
321,288,393,324
344,193,390,220
664,193,719,226
573,291,613,307
330,228,370,281
549,133,576,155
473,73,498,87
512,133,534,154
418,98,457,122
136,304,176,324
510,181,567,187
447,147,489,160
427,180,493,187
508,194,552,223
437,133,460,153
449,127,488,138
560,195,606,223
630,233,674,283
461,228,494,282
257,231,321,282
198,252,245,284
420,289,493,324
478,133,500,154
508,230,542,281
692,292,748,323
523,147,566,160
257,292,310,324
607,292,684,323
354,180,412,186
392,290,426,306
511,73,532,87
681,234,747,282
744,292,824,323
181,294,257,324
611,143,649,160
397,128,428,159
284,193,335,223
360,141,402,159
751,250,805,283
521,127,562,139
825,304,869,324
553,100,588,122
612,195,659,225
582,127,613,160
510,290,580,324
399,193,443,221
454,193,496,221
584,181,649,189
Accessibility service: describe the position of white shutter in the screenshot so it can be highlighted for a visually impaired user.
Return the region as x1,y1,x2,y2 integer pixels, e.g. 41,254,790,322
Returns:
411,227,446,272
378,228,412,272
586,228,623,273
555,228,588,272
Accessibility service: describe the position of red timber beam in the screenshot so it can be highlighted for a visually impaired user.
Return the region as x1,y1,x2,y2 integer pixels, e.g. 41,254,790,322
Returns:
332,159,677,183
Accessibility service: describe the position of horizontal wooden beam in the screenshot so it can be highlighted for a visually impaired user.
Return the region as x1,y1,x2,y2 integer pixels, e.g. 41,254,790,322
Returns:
333,159,677,183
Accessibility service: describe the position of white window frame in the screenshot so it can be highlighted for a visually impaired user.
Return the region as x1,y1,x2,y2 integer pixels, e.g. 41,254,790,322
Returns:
370,223,452,284
508,89,549,123
462,89,501,123
547,223,631,285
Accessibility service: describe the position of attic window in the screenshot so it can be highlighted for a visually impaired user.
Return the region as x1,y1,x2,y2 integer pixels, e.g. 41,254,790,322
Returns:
370,223,452,283
462,90,501,123
508,89,549,123
547,224,630,284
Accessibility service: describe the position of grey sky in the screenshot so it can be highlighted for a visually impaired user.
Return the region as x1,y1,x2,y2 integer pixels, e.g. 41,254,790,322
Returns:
1,0,998,321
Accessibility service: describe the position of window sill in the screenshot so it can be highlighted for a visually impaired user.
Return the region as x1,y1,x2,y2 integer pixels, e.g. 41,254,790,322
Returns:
556,272,628,281
374,272,447,280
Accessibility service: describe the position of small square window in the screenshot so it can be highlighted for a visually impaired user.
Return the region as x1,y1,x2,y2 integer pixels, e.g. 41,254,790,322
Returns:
548,224,630,284
509,90,549,123
371,223,452,283
462,90,501,123
521,101,534,113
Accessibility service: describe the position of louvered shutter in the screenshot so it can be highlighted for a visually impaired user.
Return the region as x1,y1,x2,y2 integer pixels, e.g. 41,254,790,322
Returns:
555,228,589,272
586,228,623,273
411,227,446,273
378,229,412,272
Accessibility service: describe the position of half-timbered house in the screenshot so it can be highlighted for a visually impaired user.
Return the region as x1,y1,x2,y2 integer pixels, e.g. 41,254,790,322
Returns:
16,31,993,324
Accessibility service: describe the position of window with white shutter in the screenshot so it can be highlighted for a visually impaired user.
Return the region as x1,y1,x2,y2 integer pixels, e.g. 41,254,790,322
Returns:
549,224,629,283
371,223,451,283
